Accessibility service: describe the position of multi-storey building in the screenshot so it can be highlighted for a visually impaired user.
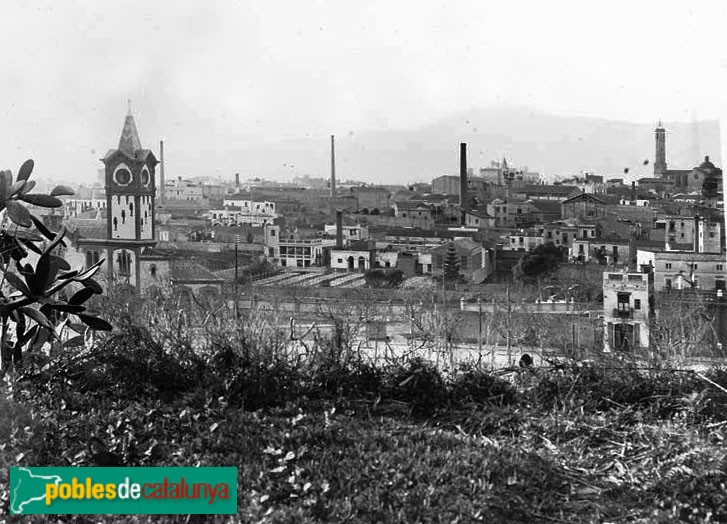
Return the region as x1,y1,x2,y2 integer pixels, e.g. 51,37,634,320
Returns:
603,271,654,352
486,198,533,228
264,224,334,268
636,249,726,292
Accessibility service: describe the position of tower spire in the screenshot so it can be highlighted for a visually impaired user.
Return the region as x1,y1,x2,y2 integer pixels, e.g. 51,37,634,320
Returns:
118,107,142,156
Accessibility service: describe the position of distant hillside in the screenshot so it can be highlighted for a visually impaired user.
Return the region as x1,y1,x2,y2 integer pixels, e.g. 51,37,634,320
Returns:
201,106,722,185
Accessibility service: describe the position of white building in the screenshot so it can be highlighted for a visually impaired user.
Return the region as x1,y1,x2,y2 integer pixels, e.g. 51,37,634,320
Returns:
603,271,654,352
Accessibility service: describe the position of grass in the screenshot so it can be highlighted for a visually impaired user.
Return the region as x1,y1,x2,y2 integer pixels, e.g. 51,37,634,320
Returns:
3,302,727,522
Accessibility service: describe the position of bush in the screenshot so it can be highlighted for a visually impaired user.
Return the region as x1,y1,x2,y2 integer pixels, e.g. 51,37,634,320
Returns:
450,365,518,406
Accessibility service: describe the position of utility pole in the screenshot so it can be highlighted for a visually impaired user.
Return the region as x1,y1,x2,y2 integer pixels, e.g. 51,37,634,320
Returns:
506,282,512,366
234,234,239,318
491,298,496,368
478,297,483,355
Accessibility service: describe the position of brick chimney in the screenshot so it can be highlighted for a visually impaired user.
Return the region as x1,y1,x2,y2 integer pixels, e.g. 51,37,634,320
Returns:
336,209,343,249
459,143,468,209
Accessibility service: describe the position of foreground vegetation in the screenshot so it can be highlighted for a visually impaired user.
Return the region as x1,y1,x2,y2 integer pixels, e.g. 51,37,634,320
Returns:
2,299,727,523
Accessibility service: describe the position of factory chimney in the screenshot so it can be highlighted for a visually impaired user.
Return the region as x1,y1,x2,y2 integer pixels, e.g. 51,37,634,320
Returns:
459,143,468,208
159,139,166,207
336,209,343,249
330,135,336,197
460,143,468,225
235,173,240,189
631,181,636,202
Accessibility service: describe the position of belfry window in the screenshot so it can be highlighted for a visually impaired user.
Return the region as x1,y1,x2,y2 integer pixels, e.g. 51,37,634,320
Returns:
117,251,132,277
121,210,126,224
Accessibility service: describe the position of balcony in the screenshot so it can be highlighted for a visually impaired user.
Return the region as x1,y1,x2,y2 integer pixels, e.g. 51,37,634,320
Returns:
613,308,634,319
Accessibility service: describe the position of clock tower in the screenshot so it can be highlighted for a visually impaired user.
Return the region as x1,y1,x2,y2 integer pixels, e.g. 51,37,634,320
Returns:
95,108,158,290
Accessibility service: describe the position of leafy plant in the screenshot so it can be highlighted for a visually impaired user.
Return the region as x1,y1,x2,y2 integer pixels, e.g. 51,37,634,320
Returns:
0,159,112,378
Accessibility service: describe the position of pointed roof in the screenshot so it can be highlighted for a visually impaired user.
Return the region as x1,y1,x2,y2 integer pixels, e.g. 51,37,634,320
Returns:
118,109,143,156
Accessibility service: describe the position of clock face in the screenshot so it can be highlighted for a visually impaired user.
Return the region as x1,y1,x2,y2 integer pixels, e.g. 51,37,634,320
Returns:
141,167,150,186
114,167,132,186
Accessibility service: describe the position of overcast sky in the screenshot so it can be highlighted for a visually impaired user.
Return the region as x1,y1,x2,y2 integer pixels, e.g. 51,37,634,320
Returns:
1,0,725,184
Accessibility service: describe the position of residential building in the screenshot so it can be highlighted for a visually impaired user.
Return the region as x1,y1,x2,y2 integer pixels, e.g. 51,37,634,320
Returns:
561,193,609,220
603,271,654,352
636,249,726,292
486,198,533,228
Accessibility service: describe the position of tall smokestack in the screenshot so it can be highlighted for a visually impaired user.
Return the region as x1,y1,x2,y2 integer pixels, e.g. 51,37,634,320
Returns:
330,135,336,197
235,173,240,189
459,143,467,208
159,139,165,206
336,209,343,249
631,181,636,202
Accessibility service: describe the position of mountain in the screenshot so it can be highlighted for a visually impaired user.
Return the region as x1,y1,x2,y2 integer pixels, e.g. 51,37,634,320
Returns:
182,106,722,185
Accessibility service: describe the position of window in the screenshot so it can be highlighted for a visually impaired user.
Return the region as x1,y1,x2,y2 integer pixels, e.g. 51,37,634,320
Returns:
150,264,157,278
270,229,276,236
617,292,630,312
609,274,623,281
634,299,641,310
117,250,132,277
628,275,643,282
693,263,699,270
665,278,672,289
337,258,343,263
665,263,672,269
718,264,724,271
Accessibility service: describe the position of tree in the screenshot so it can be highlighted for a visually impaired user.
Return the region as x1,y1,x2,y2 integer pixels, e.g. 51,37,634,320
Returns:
442,242,461,283
593,246,607,265
0,160,112,378
364,269,404,288
513,242,565,283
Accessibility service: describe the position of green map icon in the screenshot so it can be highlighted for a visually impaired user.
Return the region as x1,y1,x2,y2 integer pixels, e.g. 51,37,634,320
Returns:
10,467,63,514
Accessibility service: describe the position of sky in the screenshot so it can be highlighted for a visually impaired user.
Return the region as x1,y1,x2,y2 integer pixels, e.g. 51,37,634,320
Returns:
0,0,726,185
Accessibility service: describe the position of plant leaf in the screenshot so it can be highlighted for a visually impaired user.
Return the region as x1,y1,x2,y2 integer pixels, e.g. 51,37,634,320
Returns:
82,278,103,294
50,185,74,197
19,306,53,330
77,314,112,331
19,180,36,195
48,304,86,314
6,201,32,227
74,258,104,282
8,181,26,197
30,214,56,241
16,159,33,182
19,194,63,208
63,335,85,348
5,271,32,296
69,287,95,306
44,226,67,255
